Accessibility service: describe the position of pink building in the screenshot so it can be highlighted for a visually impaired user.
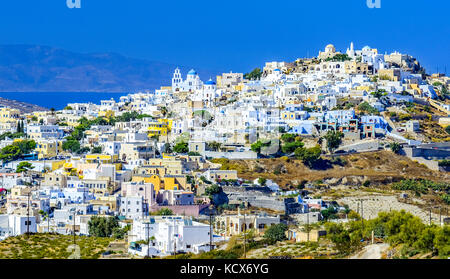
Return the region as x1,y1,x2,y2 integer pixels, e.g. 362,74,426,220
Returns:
121,181,156,206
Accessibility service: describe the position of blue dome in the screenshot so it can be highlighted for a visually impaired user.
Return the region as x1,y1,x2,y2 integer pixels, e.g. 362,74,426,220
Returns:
187,69,197,75
274,69,281,72
205,79,216,85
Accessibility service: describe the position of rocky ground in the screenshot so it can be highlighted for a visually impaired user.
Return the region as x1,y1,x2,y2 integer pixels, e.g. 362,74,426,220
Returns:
0,97,48,113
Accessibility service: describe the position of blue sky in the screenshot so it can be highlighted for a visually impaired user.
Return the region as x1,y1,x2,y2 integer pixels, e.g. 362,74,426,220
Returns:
0,0,449,74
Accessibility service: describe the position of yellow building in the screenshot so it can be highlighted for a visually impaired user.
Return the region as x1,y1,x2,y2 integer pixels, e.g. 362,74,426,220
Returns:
35,140,63,159
132,174,163,192
216,75,222,87
98,110,115,118
131,174,190,192
57,113,84,127
378,69,401,81
344,61,369,75
163,175,189,191
0,108,20,123
148,119,171,137
85,154,119,164
356,86,372,92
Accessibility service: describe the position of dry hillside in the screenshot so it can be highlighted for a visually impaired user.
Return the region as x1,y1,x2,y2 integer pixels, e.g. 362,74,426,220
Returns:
214,151,449,189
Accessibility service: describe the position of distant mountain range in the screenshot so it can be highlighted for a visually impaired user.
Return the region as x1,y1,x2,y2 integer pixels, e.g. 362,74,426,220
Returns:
0,45,218,92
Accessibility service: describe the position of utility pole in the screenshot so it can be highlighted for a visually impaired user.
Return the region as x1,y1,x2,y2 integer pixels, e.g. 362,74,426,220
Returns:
357,202,360,215
361,200,364,220
146,222,150,258
173,217,176,259
307,212,310,242
209,208,213,253
174,238,176,259
73,210,76,245
27,191,30,236
429,207,432,226
243,199,247,259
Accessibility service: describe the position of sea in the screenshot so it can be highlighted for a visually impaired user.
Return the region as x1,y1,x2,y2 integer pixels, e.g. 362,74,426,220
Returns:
0,92,128,110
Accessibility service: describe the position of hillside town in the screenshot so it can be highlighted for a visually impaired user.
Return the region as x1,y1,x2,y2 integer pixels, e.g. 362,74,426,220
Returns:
0,43,449,259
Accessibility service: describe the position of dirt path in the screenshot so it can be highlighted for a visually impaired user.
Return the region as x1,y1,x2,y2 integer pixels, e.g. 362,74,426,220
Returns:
350,243,390,259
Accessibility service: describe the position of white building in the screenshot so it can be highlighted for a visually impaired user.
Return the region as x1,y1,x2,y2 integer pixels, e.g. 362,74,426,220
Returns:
128,216,211,257
119,196,147,220
0,214,37,240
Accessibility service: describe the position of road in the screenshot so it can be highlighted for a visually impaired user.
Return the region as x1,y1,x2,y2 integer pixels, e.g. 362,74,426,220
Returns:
350,243,390,259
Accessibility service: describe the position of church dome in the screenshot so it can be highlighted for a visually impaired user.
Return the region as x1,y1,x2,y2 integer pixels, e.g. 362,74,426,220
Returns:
325,44,336,53
205,79,216,85
187,69,197,75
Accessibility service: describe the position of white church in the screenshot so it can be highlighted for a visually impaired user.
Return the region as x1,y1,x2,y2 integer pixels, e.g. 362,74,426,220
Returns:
171,68,220,107
172,68,203,92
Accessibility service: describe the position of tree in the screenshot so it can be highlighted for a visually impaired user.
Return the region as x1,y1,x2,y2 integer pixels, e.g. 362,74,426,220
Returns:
208,141,222,152
324,222,358,255
0,145,21,161
258,177,267,186
0,140,36,162
325,54,351,62
156,208,173,216
358,102,379,115
91,146,103,154
112,225,130,239
205,184,221,197
281,134,304,154
16,162,34,173
389,142,401,154
251,140,270,154
321,206,338,221
244,68,262,80
263,223,288,244
160,106,168,117
14,139,37,154
88,216,120,237
371,89,387,99
163,143,173,153
323,130,344,153
295,145,322,167
173,142,189,154
16,121,21,134
63,139,81,153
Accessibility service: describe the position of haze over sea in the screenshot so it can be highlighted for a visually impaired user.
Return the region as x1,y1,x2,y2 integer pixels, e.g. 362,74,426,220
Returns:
0,92,127,110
